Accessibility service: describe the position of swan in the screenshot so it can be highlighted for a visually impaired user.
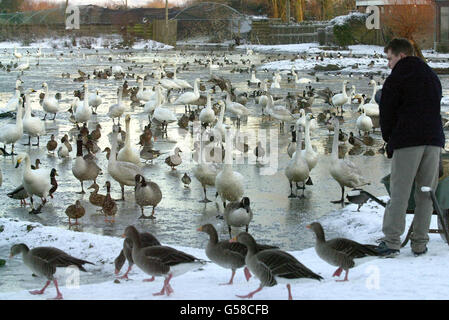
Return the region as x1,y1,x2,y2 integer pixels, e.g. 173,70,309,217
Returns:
293,71,312,85
3,80,23,112
0,97,23,154
199,92,216,127
14,46,22,61
75,84,92,125
117,114,141,166
359,80,379,117
212,100,226,142
108,86,126,125
23,90,45,146
160,77,181,91
41,82,60,120
144,85,163,114
296,109,318,132
215,126,244,208
266,94,294,131
270,74,281,89
172,68,192,90
300,114,318,182
173,78,200,107
225,93,249,127
16,57,30,72
249,71,261,86
88,89,102,114
329,117,369,204
209,57,220,75
108,128,143,200
72,138,101,194
152,102,177,132
331,80,349,113
136,79,155,102
285,127,310,198
15,153,52,213
356,99,373,136
112,65,123,75
193,138,219,203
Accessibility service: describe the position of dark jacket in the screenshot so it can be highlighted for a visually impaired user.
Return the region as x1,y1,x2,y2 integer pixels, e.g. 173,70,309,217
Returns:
379,56,444,157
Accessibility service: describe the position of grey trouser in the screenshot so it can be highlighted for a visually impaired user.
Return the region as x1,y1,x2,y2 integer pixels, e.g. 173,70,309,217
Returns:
383,145,441,251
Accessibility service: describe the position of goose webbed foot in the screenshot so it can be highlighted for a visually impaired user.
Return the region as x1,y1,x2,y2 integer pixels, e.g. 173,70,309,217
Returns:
199,198,212,203
143,276,155,282
138,214,155,219
29,206,43,215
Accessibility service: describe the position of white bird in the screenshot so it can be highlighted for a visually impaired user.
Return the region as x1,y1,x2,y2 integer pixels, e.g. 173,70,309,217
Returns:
0,98,23,154
75,84,92,126
270,74,281,89
199,92,216,127
225,93,249,127
159,77,181,91
88,89,102,114
14,46,22,61
41,82,60,120
249,70,261,86
331,80,349,113
356,101,373,136
144,85,163,114
172,68,192,90
16,57,30,72
112,65,123,75
173,78,201,107
285,127,310,198
152,102,177,132
266,94,294,131
23,91,45,147
296,109,318,132
300,114,318,185
359,80,379,117
136,79,155,103
108,86,126,124
117,114,141,166
212,100,226,142
193,138,218,203
293,70,312,85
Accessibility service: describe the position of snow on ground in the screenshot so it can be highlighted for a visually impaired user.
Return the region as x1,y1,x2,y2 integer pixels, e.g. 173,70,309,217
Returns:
1,197,449,300
442,96,449,106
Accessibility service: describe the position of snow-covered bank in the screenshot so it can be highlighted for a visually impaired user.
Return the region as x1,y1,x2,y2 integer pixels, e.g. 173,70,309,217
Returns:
1,197,448,300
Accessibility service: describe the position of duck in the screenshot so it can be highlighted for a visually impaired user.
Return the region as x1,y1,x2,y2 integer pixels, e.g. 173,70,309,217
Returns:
88,182,106,207
49,168,58,198
197,224,278,285
224,197,253,238
181,173,191,188
135,174,162,219
88,89,102,114
285,127,310,198
173,78,201,107
21,91,45,147
117,114,141,166
65,200,85,226
225,93,249,127
102,181,117,222
199,92,216,127
9,244,93,300
41,82,60,120
193,140,218,203
356,100,373,136
74,84,92,126
0,97,23,154
254,141,265,161
165,147,182,170
57,135,71,158
231,232,322,300
108,128,143,200
331,80,349,113
215,126,244,208
123,225,206,297
46,135,57,154
108,86,126,125
15,153,52,214
115,230,161,280
72,138,101,194
306,222,379,281
329,117,369,204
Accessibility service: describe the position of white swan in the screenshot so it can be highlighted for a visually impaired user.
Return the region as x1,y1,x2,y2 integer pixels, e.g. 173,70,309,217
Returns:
212,100,226,142
199,92,216,127
300,113,318,173
329,117,369,204
152,102,177,132
14,46,22,61
108,128,143,200
3,86,21,113
359,80,379,117
16,57,30,72
249,70,261,85
173,78,200,106
193,138,218,203
270,74,281,89
117,114,141,166
215,126,244,208
285,127,310,198
0,98,23,154
75,84,92,125
41,82,60,120
356,99,373,135
293,70,312,85
136,79,155,102
160,77,181,91
108,86,126,124
296,109,318,132
88,89,102,114
331,80,349,113
172,68,192,90
23,90,45,146
266,94,294,131
225,93,249,127
144,85,163,114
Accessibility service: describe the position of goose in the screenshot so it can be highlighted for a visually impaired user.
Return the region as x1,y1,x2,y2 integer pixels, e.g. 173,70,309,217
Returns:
75,84,92,126
329,117,369,204
117,114,141,166
193,139,218,203
181,173,191,187
108,86,126,125
248,70,261,86
41,83,60,120
301,114,318,176
199,92,216,127
225,93,249,127
224,197,253,238
307,222,379,281
266,94,294,132
0,98,23,154
135,174,162,219
108,128,143,200
231,232,322,300
123,225,206,297
115,230,161,280
88,89,102,114
7,184,29,206
136,79,155,103
173,78,200,107
215,126,244,208
285,127,310,198
15,153,52,214
212,100,226,142
22,91,45,146
197,224,278,285
356,99,373,136
72,138,101,194
9,244,93,300
331,80,349,113
65,200,85,226
165,147,182,170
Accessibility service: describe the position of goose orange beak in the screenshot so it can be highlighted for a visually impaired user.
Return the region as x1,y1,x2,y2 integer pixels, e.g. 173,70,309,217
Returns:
121,234,126,238
229,237,237,243
197,226,202,232
306,225,311,229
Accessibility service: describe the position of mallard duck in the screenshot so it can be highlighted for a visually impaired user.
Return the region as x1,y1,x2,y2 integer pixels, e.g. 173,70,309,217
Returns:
65,200,85,225
46,135,57,154
49,168,58,198
88,182,106,207
7,185,29,206
9,244,93,300
165,147,182,170
72,138,101,193
91,124,102,141
181,173,191,188
102,181,117,223
135,174,162,219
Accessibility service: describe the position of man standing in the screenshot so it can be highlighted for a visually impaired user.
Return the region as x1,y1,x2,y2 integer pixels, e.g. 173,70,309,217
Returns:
377,38,445,257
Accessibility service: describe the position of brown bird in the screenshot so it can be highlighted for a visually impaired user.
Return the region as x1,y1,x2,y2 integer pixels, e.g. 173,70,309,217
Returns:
49,168,58,198
65,200,85,225
91,124,102,141
88,182,106,207
102,181,117,223
46,135,57,154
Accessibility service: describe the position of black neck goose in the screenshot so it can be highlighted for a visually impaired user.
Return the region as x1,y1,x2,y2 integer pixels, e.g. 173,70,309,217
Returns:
231,232,322,300
198,224,277,285
134,174,162,219
115,230,161,279
123,226,206,296
307,222,379,281
10,243,94,299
